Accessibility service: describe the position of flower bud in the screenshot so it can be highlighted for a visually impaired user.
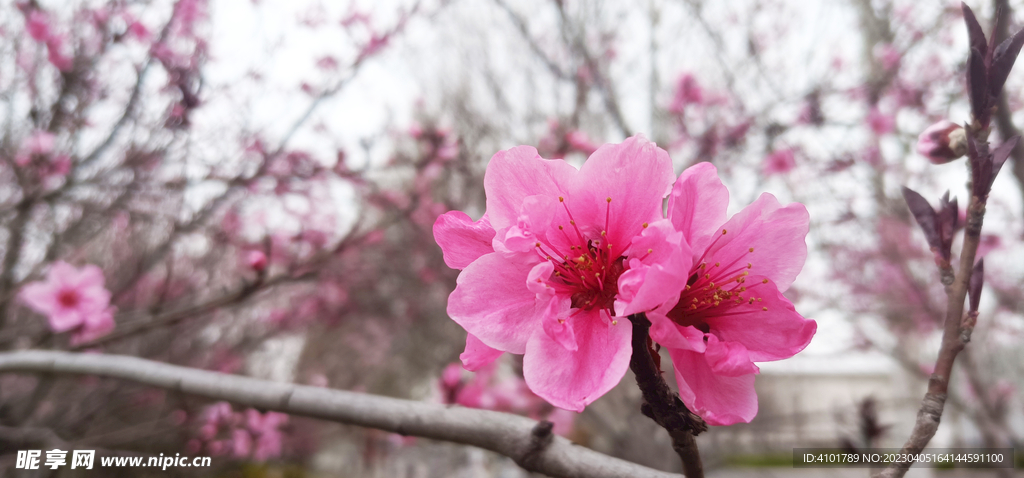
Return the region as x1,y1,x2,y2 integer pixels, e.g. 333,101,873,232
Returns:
916,120,967,164
246,250,267,272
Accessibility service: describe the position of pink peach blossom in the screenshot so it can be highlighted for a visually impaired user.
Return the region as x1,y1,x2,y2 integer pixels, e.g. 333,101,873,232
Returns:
867,107,894,135
25,10,50,41
20,261,116,342
245,250,267,272
435,135,687,411
647,162,815,425
762,148,796,176
669,73,703,114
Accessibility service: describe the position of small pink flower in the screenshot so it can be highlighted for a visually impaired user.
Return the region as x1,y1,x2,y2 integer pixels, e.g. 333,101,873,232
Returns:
126,20,151,41
16,130,56,166
315,56,338,71
69,306,115,346
647,163,815,425
45,34,73,72
916,120,967,164
874,43,901,71
231,429,252,458
565,130,598,156
762,148,796,176
20,262,115,338
867,107,894,135
25,10,50,41
669,73,703,114
435,135,686,411
245,250,267,272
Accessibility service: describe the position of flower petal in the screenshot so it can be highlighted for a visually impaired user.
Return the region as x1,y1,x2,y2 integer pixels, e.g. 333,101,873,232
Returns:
569,135,675,258
484,146,576,233
648,305,706,352
670,348,758,425
49,308,84,333
705,193,809,291
460,333,504,371
705,278,816,362
616,219,692,316
667,162,730,258
523,310,632,411
447,253,542,354
434,211,496,270
704,334,759,377
19,281,59,315
502,195,560,252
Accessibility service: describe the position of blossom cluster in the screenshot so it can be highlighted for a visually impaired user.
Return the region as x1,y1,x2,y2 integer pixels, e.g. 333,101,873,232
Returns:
434,135,815,425
438,360,575,436
187,402,289,462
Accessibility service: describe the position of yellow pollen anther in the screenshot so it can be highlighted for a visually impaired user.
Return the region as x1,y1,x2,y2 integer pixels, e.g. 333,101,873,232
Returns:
608,244,613,249
742,271,749,276
643,222,649,228
685,285,691,290
545,255,552,260
647,248,653,254
559,197,565,202
747,263,752,269
535,242,541,247
762,279,769,284
704,273,710,279
554,272,561,276
600,230,606,236
749,247,755,252
722,229,727,235
606,197,612,203
558,225,564,230
762,307,768,311
558,319,565,324
715,262,720,267
570,220,575,225
739,287,746,292
612,320,618,325
757,298,762,302
700,263,706,269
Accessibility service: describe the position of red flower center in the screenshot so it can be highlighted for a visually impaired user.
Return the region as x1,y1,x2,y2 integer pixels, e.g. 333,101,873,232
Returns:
57,289,80,308
531,196,627,313
667,230,768,329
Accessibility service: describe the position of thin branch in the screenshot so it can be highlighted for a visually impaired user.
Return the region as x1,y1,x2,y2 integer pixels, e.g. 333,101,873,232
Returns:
627,313,705,478
875,150,987,478
0,350,682,478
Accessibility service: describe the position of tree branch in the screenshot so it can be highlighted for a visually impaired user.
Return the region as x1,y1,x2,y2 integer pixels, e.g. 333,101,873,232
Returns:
627,313,705,477
0,350,682,478
875,150,987,478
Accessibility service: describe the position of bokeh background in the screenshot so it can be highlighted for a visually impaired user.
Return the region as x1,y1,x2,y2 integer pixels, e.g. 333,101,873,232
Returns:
0,0,1022,476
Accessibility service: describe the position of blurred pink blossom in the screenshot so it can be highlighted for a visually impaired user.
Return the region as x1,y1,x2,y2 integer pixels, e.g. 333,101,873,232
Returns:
867,107,894,135
26,10,50,41
669,73,703,114
874,43,901,71
16,130,56,165
19,261,116,344
246,250,267,272
762,148,796,176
